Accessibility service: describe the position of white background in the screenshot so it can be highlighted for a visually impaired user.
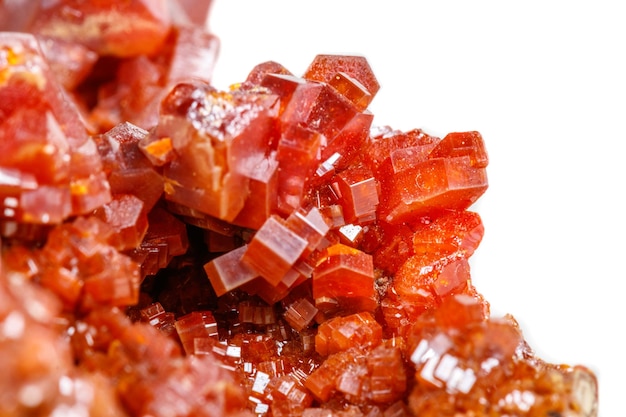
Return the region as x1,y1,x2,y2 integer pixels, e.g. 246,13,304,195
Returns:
209,1,624,415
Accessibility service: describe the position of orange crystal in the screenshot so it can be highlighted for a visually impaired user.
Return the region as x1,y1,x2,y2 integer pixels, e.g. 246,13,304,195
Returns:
28,0,171,57
0,33,111,230
313,243,377,315
0,5,598,417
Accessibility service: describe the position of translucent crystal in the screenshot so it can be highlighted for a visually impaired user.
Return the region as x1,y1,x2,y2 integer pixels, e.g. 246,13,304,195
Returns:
242,215,308,286
315,312,382,356
28,0,171,57
174,310,219,355
312,244,377,314
204,245,259,297
304,55,380,99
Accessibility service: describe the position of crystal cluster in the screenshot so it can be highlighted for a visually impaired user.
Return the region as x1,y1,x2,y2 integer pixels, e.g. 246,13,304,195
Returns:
0,1,598,416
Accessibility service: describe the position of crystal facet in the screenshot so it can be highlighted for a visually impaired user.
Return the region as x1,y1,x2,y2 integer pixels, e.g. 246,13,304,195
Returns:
0,7,598,417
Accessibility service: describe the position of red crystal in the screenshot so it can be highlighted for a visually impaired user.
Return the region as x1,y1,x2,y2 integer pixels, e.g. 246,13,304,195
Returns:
28,0,171,57
244,61,293,87
283,296,319,331
37,36,98,90
94,122,164,213
175,310,219,355
275,123,324,214
281,80,362,149
335,163,380,224
242,215,308,286
131,206,189,277
312,243,377,315
378,148,488,223
303,54,381,100
0,8,598,417
315,312,382,356
95,194,148,250
141,81,279,222
204,245,259,297
0,32,111,228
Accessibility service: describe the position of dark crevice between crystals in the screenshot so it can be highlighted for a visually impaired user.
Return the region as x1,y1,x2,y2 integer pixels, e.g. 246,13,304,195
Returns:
0,2,598,416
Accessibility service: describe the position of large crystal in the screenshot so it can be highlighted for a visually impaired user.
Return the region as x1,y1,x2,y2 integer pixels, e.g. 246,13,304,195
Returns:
0,32,110,230
28,0,171,57
0,11,598,417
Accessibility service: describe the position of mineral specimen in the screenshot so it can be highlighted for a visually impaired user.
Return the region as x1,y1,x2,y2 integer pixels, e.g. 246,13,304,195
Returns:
0,1,598,416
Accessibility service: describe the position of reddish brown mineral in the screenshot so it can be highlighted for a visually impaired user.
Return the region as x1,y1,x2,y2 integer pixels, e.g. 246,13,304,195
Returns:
0,2,598,417
0,32,110,232
28,0,171,57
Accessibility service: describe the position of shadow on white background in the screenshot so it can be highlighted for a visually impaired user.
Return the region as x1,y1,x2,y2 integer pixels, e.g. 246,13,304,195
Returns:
210,2,624,415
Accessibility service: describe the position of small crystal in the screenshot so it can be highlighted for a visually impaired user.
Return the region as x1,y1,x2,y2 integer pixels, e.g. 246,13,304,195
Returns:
303,55,380,99
315,312,382,356
204,245,258,297
0,26,598,417
174,310,219,355
312,244,377,314
29,0,171,57
242,216,308,286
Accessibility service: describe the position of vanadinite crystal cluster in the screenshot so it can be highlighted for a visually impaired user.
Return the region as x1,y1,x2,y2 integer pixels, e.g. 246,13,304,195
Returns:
0,1,598,416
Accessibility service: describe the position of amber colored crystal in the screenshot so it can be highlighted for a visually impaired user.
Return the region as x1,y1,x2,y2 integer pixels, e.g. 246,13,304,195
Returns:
327,72,373,111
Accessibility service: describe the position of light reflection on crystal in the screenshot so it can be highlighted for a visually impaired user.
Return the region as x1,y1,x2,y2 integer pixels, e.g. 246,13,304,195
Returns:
0,13,598,416
498,389,536,413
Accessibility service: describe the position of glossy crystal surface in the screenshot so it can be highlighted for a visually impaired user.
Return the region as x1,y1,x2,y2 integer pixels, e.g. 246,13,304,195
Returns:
0,3,598,416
